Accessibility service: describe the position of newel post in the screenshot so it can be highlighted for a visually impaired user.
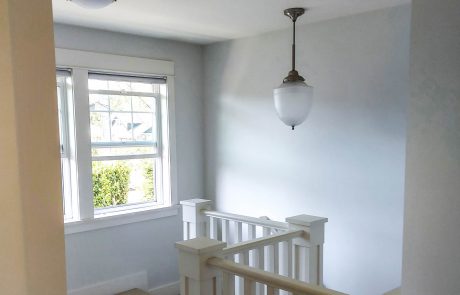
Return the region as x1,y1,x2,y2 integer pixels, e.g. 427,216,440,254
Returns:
176,237,226,295
286,214,328,286
181,199,212,240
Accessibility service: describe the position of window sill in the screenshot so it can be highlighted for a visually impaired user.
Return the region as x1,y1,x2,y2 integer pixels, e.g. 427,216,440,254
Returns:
64,204,179,235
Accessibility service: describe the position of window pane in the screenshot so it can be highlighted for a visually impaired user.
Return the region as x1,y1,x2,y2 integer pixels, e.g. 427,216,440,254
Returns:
90,112,110,142
92,158,156,208
132,96,155,112
110,112,133,142
133,113,154,142
89,77,156,93
89,94,109,111
110,95,131,111
88,78,108,91
131,82,153,93
56,85,65,154
108,80,130,92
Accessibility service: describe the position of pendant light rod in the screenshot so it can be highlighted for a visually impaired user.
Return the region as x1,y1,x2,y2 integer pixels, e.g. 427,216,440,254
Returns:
284,8,305,71
292,19,296,71
283,8,306,83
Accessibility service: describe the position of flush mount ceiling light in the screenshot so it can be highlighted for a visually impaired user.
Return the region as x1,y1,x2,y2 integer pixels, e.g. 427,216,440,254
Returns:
68,0,116,9
274,8,313,130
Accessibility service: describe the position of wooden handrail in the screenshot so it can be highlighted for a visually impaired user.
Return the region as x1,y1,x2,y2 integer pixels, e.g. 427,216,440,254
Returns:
221,230,306,256
203,210,289,230
207,257,347,295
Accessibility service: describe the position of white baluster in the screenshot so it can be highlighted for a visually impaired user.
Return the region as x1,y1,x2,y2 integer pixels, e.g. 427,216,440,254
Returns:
234,222,243,295
242,250,250,294
210,216,218,240
266,246,274,273
262,227,274,278
222,219,230,243
286,214,327,285
248,224,256,241
273,243,280,295
223,272,235,295
215,273,223,295
235,221,243,243
247,225,262,294
181,199,212,239
175,237,226,295
267,286,275,295
263,227,270,237
274,243,280,274
243,250,250,265
244,278,255,295
279,241,290,295
257,246,265,295
287,240,293,278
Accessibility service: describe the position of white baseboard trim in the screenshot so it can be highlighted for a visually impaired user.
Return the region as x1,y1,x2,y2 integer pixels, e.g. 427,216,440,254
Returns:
148,281,180,295
68,271,148,295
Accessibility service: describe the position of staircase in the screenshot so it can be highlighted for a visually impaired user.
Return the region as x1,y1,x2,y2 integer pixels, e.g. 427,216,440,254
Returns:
176,199,346,295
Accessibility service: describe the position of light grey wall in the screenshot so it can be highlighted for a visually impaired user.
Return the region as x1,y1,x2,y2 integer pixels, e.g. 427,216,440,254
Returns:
203,5,410,295
402,0,460,294
54,24,204,291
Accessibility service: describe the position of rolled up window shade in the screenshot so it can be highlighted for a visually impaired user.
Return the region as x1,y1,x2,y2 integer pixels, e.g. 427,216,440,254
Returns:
88,72,166,84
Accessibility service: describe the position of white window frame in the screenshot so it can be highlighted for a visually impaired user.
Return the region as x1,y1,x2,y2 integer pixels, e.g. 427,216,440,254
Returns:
56,71,75,220
88,72,166,214
55,48,178,233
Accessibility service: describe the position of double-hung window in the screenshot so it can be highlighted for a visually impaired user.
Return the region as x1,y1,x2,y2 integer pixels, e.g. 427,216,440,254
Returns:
88,73,166,212
55,49,176,229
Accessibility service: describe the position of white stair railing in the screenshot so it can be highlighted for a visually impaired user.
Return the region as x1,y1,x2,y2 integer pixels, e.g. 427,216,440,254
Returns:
179,198,329,294
219,229,305,295
176,237,346,295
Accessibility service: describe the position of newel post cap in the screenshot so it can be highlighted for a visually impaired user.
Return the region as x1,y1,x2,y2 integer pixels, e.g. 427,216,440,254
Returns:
287,214,327,245
176,237,226,280
180,198,212,223
175,237,226,255
286,214,328,227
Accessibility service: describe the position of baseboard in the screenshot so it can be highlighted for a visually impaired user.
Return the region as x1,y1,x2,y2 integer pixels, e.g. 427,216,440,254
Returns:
68,271,148,295
383,287,401,295
148,281,180,295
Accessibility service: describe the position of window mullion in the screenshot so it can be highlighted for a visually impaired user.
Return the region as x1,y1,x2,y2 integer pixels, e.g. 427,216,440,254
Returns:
72,68,94,220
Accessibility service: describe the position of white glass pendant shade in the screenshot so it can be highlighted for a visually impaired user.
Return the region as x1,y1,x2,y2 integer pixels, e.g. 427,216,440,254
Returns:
70,0,115,9
273,81,313,129
274,8,313,130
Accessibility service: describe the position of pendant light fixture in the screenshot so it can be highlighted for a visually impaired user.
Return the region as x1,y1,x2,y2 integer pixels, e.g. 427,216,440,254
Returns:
68,0,116,9
274,8,313,130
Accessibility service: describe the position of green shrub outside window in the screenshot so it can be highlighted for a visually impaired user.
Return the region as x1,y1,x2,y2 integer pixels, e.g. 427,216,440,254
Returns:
92,160,155,208
92,162,131,208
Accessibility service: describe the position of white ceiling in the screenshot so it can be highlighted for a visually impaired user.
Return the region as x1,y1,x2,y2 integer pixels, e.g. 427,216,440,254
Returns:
53,0,410,44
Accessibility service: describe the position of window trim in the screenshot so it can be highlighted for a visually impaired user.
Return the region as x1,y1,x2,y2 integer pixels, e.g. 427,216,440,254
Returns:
64,205,180,235
55,48,177,230
88,72,164,209
57,73,74,220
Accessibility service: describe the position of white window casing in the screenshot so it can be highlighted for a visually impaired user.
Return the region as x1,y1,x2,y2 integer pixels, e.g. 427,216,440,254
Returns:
55,48,177,232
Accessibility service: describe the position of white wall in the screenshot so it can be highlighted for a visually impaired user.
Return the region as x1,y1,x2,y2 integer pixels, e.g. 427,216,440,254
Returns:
203,5,410,295
54,24,204,291
402,0,460,294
